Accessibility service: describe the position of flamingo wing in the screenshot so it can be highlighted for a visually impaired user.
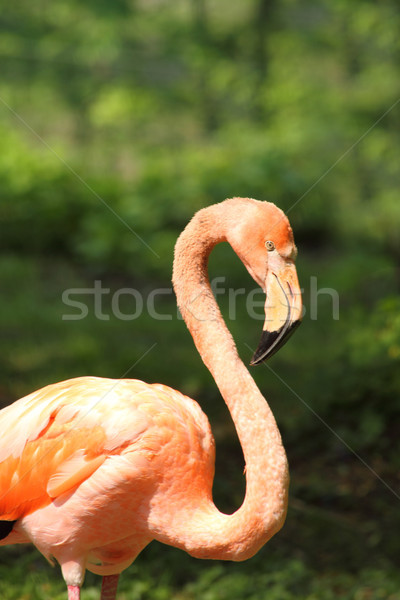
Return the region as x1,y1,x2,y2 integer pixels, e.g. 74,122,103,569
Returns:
0,377,153,522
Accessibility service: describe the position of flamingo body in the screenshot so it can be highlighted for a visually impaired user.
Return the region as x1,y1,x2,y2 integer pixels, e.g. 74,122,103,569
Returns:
0,377,214,578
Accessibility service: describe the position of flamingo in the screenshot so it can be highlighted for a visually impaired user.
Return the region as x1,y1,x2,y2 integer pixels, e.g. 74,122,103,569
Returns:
0,197,302,600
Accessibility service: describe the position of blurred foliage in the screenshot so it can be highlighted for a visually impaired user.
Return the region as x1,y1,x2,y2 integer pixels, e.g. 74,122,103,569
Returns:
0,0,400,597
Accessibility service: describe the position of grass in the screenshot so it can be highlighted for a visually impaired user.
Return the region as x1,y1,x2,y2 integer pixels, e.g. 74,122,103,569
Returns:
1,543,400,600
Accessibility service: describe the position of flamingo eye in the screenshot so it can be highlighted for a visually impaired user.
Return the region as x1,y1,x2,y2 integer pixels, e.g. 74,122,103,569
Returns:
265,240,275,252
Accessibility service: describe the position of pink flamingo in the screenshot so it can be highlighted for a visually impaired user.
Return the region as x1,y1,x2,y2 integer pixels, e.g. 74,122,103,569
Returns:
0,198,302,600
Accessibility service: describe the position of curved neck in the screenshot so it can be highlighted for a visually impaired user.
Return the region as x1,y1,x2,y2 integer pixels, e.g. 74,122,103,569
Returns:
170,202,289,560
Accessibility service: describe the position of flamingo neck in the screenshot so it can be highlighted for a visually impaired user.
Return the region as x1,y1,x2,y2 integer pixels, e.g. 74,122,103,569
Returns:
171,201,289,560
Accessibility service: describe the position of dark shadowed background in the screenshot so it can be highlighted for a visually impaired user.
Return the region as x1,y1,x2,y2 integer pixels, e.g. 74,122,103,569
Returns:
0,1,399,598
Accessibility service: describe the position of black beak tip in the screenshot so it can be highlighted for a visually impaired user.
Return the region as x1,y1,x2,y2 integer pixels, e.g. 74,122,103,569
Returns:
250,330,281,365
250,320,301,366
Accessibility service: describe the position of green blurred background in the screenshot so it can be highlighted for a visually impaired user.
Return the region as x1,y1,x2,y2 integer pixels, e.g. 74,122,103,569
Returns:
1,1,400,598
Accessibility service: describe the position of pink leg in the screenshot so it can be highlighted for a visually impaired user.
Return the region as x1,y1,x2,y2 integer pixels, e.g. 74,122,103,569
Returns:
101,574,120,600
67,585,80,600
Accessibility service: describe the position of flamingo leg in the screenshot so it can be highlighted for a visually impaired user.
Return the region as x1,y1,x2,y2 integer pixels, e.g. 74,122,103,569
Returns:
101,574,120,600
67,585,80,600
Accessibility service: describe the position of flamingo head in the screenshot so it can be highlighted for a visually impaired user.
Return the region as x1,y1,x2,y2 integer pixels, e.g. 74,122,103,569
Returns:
227,198,302,364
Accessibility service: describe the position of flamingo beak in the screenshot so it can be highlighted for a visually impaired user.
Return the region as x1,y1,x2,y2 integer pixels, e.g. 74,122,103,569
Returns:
250,261,302,365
